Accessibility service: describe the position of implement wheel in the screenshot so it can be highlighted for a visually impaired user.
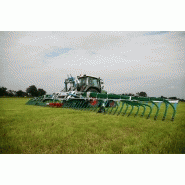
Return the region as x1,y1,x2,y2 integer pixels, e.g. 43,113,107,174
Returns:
90,98,98,106
108,100,116,107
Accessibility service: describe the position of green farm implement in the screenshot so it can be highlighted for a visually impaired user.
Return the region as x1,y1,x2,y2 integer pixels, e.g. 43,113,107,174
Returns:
26,74,179,121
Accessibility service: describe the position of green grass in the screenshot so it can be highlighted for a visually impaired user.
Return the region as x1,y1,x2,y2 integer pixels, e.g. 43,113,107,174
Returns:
0,98,185,154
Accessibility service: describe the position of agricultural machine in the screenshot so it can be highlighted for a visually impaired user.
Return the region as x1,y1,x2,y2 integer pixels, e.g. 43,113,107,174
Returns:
26,74,179,121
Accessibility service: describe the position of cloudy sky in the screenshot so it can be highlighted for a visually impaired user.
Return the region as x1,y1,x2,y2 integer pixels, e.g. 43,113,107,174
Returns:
0,31,185,98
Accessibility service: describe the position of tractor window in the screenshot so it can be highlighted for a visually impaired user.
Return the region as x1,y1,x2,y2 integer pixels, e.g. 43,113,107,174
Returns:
89,78,99,87
82,78,86,85
78,78,86,85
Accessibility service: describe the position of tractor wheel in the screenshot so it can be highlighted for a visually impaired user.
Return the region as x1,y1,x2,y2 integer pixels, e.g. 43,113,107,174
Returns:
86,88,99,93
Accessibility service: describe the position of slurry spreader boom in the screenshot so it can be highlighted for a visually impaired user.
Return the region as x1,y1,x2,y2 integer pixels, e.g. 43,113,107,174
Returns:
26,74,179,121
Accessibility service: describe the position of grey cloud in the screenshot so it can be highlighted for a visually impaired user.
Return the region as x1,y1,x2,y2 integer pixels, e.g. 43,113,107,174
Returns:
0,31,184,99
143,31,169,36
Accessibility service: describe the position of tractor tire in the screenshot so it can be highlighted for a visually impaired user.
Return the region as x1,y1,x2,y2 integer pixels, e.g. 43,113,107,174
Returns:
86,88,99,93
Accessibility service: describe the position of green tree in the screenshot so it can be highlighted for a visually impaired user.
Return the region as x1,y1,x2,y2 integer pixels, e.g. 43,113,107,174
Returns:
7,90,15,97
161,96,167,99
38,88,46,96
136,92,147,97
169,97,177,100
26,85,38,97
0,87,7,96
123,93,135,96
16,90,24,97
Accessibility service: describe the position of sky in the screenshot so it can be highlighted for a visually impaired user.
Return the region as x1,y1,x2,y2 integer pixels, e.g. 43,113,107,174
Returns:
0,31,185,99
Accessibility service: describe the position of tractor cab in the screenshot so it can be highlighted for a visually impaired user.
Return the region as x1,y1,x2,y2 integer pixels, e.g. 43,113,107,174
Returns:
76,74,103,93
62,74,104,93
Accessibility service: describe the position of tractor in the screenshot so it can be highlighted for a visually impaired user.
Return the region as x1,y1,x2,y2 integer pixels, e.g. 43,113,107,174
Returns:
63,74,104,93
26,74,179,121
43,74,104,102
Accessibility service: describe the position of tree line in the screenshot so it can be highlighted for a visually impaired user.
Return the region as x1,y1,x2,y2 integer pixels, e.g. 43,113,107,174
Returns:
120,92,185,101
0,85,46,97
1,86,184,101
121,91,147,97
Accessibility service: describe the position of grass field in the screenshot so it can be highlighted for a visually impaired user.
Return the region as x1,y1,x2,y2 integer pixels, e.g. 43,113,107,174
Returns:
0,98,185,154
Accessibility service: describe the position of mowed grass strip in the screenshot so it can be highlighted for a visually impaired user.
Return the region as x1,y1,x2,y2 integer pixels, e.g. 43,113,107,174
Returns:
0,98,185,154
